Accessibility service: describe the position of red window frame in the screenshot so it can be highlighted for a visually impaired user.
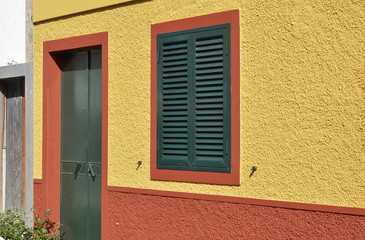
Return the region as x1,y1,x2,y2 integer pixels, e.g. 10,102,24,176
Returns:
150,10,240,185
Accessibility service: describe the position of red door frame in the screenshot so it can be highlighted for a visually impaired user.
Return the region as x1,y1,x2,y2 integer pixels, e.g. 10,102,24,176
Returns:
42,32,108,239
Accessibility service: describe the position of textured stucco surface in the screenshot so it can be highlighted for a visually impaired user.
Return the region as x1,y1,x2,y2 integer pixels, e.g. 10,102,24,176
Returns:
108,190,365,239
33,0,365,208
33,182,42,215
33,0,136,22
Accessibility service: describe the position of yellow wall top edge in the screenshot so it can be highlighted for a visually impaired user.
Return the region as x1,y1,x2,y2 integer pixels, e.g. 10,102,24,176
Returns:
33,0,136,22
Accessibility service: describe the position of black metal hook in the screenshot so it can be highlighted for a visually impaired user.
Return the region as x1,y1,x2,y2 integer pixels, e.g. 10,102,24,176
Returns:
136,161,142,170
249,166,257,177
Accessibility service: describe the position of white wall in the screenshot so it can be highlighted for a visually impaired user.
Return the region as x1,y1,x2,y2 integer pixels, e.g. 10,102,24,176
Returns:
0,1,26,66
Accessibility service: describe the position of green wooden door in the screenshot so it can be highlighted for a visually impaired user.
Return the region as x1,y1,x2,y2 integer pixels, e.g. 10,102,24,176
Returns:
60,49,102,240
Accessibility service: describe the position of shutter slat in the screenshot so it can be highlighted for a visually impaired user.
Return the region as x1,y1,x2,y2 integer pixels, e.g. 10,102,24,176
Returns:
163,100,188,105
163,111,188,116
196,50,224,57
196,38,224,46
163,138,188,144
163,88,187,95
163,133,187,138
196,121,223,127
196,74,223,80
163,116,188,122
196,44,223,52
196,150,223,156
163,128,187,133
163,60,188,66
163,127,187,132
195,138,224,144
196,80,224,86
196,56,223,63
163,82,188,89
196,144,223,150
163,42,188,50
196,133,223,139
163,77,188,83
163,105,187,111
163,94,187,100
163,72,187,78
196,92,223,98
163,49,187,56
196,68,223,75
196,86,224,92
196,98,223,103
163,144,188,149
164,55,188,61
196,62,224,69
163,149,188,155
163,66,188,72
196,127,223,133
196,103,224,109
195,109,223,115
196,115,223,121
163,122,188,127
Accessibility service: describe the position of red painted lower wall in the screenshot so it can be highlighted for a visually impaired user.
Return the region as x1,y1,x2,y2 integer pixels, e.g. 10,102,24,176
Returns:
33,181,43,216
33,181,365,239
108,191,365,239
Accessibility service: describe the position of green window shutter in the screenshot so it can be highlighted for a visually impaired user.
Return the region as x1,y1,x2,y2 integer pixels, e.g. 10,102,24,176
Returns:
192,27,231,172
157,24,231,173
157,34,190,168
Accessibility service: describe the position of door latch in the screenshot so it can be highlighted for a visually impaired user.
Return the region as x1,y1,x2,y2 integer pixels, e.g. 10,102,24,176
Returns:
88,162,96,178
74,162,82,179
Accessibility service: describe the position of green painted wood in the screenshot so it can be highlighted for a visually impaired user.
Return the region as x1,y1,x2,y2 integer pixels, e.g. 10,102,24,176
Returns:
157,35,189,168
61,49,102,240
87,49,102,240
157,24,231,173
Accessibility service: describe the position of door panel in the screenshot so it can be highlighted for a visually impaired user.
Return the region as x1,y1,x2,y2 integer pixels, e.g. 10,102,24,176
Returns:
60,168,88,238
88,49,102,165
61,51,88,165
87,172,101,238
87,49,102,239
61,49,102,240
5,82,23,210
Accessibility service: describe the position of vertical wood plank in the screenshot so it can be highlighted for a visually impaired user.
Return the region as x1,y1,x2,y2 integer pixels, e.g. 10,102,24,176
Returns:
22,82,25,209
5,82,23,210
0,84,4,210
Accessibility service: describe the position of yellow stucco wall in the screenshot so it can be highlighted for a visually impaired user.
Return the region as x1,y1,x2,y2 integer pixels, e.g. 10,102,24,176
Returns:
33,0,136,22
33,0,365,208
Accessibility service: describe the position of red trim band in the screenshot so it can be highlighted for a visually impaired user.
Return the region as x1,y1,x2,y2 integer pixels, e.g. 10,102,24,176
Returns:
34,178,365,216
107,185,365,216
34,179,42,184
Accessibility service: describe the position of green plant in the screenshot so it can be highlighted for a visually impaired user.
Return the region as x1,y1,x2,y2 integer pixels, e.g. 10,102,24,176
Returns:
0,208,62,240
33,209,62,240
0,209,33,239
